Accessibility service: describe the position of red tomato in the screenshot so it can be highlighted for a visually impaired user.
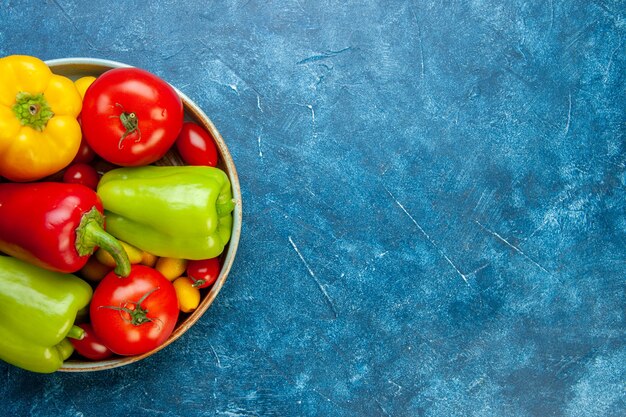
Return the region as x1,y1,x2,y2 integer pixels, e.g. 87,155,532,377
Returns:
90,265,179,356
63,163,100,190
175,122,219,166
186,257,221,288
81,67,184,166
70,323,113,360
71,136,97,164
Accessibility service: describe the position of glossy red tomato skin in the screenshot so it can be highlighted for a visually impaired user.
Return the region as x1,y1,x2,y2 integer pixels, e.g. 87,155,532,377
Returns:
175,122,219,166
70,323,114,360
186,257,221,289
81,67,184,166
90,265,179,356
63,163,100,190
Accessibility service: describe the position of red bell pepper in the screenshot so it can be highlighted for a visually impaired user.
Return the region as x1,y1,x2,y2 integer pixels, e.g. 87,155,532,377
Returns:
0,182,130,276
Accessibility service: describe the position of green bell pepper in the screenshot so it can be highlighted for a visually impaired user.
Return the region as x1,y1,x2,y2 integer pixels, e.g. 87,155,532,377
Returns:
97,165,235,260
0,256,92,373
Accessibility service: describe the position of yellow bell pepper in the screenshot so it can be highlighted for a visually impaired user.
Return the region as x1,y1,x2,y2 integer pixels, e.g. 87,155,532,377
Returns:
0,55,82,182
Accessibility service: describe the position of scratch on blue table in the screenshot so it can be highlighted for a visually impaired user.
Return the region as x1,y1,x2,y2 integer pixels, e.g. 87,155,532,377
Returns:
386,186,470,285
289,236,338,319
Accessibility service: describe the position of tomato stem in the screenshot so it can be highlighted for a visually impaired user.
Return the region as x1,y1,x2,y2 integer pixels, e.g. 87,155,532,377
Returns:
191,278,206,288
99,287,162,327
116,105,141,148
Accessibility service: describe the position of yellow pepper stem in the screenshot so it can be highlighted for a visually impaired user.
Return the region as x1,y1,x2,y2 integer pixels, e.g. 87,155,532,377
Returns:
12,92,54,131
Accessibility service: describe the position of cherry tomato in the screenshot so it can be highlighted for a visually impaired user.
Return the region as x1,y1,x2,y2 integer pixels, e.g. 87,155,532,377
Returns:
173,277,201,313
71,137,96,164
81,67,184,166
79,256,112,282
175,122,219,166
63,163,100,190
74,76,96,100
186,257,221,288
90,265,179,356
70,323,114,360
155,257,187,281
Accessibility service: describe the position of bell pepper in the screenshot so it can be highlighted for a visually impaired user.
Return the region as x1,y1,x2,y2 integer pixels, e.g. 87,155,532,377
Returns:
0,55,82,182
0,256,92,373
97,165,235,260
0,182,131,276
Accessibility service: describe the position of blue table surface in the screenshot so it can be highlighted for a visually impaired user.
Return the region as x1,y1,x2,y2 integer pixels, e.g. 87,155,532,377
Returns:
1,1,624,416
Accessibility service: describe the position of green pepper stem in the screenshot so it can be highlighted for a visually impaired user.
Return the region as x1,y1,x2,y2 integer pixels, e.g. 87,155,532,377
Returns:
66,325,85,340
75,207,131,277
56,338,75,361
216,198,236,216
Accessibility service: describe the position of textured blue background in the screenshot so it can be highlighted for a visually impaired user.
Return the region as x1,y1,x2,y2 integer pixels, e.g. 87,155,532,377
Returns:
0,1,624,416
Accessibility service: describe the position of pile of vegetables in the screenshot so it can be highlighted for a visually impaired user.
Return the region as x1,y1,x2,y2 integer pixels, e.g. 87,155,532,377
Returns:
0,55,235,373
